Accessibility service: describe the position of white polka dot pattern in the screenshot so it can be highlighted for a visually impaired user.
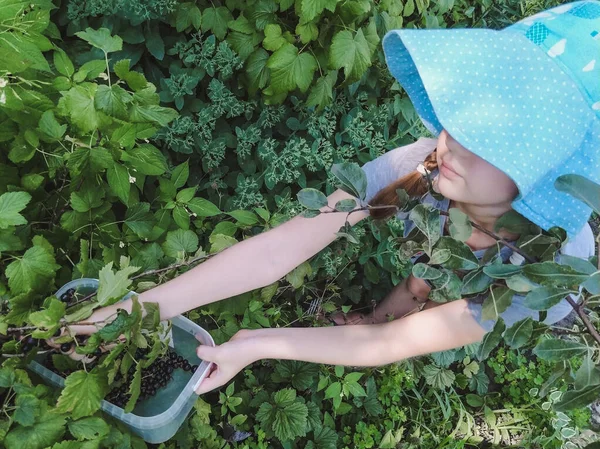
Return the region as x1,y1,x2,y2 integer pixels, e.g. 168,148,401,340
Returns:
381,0,600,238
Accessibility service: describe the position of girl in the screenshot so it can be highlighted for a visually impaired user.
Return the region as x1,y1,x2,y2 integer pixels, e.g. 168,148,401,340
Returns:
78,1,600,394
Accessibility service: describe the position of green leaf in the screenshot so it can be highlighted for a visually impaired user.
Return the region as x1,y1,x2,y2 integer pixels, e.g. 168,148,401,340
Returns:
122,144,168,176
329,29,371,84
285,261,312,289
296,21,319,44
267,43,317,94
503,318,533,349
6,245,59,294
162,229,199,258
130,104,178,127
96,261,139,306
38,110,66,141
481,286,514,321
124,364,142,413
125,203,154,238
29,297,64,332
53,48,74,77
209,234,237,253
96,309,136,341
297,188,328,210
5,409,66,449
274,361,319,391
448,208,473,242
574,355,600,390
554,384,600,411
94,84,132,119
187,198,221,217
409,204,441,255
558,254,597,275
334,198,356,212
555,174,600,215
227,210,258,225
423,364,455,389
75,27,123,53
494,210,534,234
246,48,270,94
107,163,130,204
306,70,337,111
461,269,493,295
482,264,522,279
412,263,443,281
363,377,383,416
522,262,589,288
14,394,40,426
524,286,576,311
0,191,31,229
171,161,190,189
144,22,164,60
68,417,109,441
435,236,479,270
324,381,341,399
202,6,233,40
310,426,338,449
70,187,104,213
263,24,287,51
175,2,202,31
300,0,339,21
477,319,505,361
62,84,99,133
533,339,588,362
331,162,367,200
56,371,108,419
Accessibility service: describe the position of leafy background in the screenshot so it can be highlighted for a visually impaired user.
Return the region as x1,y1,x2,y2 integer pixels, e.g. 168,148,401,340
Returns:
1,0,599,448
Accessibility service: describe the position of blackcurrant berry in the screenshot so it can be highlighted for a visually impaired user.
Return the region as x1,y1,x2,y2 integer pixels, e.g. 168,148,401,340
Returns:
60,343,73,353
67,288,75,296
60,293,70,302
191,365,199,372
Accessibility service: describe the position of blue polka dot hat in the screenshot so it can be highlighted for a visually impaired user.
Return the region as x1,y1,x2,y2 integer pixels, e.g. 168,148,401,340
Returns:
383,0,600,238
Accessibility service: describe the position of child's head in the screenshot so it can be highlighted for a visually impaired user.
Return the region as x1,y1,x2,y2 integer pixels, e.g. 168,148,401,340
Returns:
433,130,519,208
373,1,600,237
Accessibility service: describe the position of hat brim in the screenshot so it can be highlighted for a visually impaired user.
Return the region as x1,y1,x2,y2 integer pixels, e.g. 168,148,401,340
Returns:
383,28,599,237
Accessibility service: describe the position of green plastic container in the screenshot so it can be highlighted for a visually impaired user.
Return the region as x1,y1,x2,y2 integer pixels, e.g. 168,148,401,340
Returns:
28,278,215,443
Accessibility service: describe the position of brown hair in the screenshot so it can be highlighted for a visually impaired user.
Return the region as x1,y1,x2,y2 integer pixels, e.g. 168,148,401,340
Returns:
369,150,439,220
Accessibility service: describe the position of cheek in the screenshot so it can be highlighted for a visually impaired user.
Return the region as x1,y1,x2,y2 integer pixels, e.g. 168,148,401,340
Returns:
469,165,518,203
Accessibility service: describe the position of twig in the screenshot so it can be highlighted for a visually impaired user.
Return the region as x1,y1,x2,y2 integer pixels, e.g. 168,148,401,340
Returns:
566,295,600,346
438,211,537,264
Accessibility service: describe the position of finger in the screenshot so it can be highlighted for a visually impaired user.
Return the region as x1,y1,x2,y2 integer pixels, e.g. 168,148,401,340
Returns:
195,365,224,395
196,343,219,362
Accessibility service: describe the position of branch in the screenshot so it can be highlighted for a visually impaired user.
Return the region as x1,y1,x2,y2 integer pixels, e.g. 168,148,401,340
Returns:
566,295,600,346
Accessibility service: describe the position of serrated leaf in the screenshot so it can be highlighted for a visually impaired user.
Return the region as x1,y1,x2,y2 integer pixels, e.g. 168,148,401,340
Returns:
285,261,312,289
38,110,66,141
124,364,142,413
187,197,221,217
274,361,319,391
96,261,139,306
4,409,66,449
533,339,588,362
306,70,336,111
94,84,132,119
122,144,168,176
171,161,190,189
0,191,31,229
329,29,371,84
14,394,40,426
300,0,339,21
53,48,75,77
125,203,154,238
29,297,64,332
263,24,287,51
267,43,317,94
75,27,122,53
56,371,108,419
68,417,109,441
162,229,199,258
6,245,59,294
503,318,533,349
202,6,233,40
106,163,130,204
62,84,99,133
423,364,455,389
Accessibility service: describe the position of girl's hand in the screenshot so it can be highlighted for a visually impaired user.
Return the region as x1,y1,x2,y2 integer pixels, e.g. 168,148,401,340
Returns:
194,329,261,395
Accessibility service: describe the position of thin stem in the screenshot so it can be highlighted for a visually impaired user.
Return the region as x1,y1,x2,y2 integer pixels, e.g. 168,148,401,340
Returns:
566,296,600,345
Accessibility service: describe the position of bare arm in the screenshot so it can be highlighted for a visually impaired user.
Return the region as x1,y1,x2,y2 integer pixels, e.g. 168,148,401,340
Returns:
85,189,370,326
195,298,487,393
254,299,486,366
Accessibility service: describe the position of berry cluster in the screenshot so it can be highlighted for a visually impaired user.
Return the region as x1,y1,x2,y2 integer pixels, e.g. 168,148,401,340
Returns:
59,288,77,303
105,349,199,409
